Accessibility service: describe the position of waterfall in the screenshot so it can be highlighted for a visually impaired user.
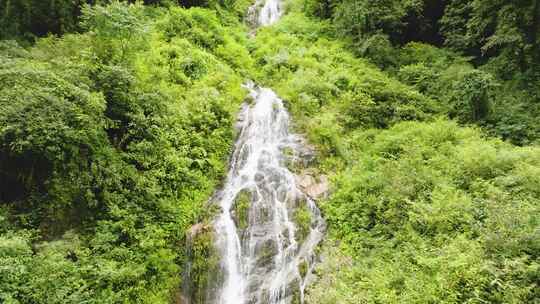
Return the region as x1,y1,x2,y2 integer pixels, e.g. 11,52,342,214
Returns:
257,0,282,26
213,82,325,304
248,0,283,28
210,2,325,304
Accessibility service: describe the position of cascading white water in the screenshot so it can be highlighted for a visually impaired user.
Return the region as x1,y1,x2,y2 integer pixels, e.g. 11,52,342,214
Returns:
248,0,283,27
257,0,282,26
213,82,325,304
211,2,324,304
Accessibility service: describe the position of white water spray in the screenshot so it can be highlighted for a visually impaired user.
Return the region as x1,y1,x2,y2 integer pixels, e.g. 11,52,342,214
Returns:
258,0,282,26
248,0,283,27
213,82,325,304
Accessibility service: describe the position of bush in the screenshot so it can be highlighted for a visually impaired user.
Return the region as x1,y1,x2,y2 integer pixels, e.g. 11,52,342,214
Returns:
447,69,496,122
0,3,248,303
254,14,440,135
311,120,540,303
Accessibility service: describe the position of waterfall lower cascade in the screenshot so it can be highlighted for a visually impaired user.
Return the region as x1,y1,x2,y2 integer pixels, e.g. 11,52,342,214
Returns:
212,83,325,304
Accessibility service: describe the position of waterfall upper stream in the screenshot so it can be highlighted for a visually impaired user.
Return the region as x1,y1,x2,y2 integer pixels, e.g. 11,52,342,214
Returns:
248,0,283,28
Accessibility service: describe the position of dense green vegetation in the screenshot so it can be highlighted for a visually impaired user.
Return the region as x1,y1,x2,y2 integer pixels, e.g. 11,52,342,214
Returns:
308,120,540,303
303,0,540,145
0,0,252,40
0,2,253,303
251,2,539,303
1,0,539,303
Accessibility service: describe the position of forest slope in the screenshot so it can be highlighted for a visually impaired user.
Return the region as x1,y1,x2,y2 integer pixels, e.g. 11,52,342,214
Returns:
251,5,539,302
0,0,539,303
1,3,253,303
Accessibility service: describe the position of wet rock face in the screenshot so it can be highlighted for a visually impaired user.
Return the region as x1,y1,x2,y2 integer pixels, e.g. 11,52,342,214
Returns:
296,173,329,200
255,239,279,268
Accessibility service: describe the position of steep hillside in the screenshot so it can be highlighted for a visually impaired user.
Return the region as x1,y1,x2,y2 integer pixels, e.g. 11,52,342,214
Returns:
250,4,539,302
0,0,538,303
1,3,253,303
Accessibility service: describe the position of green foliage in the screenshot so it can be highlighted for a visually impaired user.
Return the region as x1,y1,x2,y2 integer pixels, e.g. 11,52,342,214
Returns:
2,0,539,303
305,0,540,145
397,63,439,93
354,33,398,69
448,69,495,122
293,202,311,243
486,86,540,146
310,120,540,303
0,2,250,303
256,8,540,302
332,0,407,40
187,228,222,304
306,0,447,47
253,13,439,158
396,44,497,124
302,0,332,19
81,2,149,61
393,42,540,144
156,6,254,73
0,0,87,40
0,58,108,222
311,0,540,75
0,0,252,41
158,7,224,49
442,0,540,73
232,190,251,230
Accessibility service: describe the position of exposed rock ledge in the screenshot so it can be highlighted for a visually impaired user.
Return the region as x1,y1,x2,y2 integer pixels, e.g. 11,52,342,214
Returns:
296,172,329,200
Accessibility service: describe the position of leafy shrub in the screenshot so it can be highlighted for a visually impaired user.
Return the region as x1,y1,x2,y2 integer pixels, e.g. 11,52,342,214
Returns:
354,33,398,69
447,69,496,122
397,63,439,93
158,7,224,49
81,2,148,61
254,14,439,135
311,120,540,303
0,3,247,303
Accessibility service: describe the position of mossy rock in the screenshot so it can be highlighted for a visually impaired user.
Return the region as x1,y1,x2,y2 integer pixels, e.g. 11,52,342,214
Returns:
282,147,300,173
244,95,255,105
291,290,301,304
256,239,278,267
293,203,312,243
231,189,252,231
187,229,223,304
298,259,309,279
201,202,222,220
257,204,275,224
283,147,294,158
286,278,302,304
287,194,307,209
